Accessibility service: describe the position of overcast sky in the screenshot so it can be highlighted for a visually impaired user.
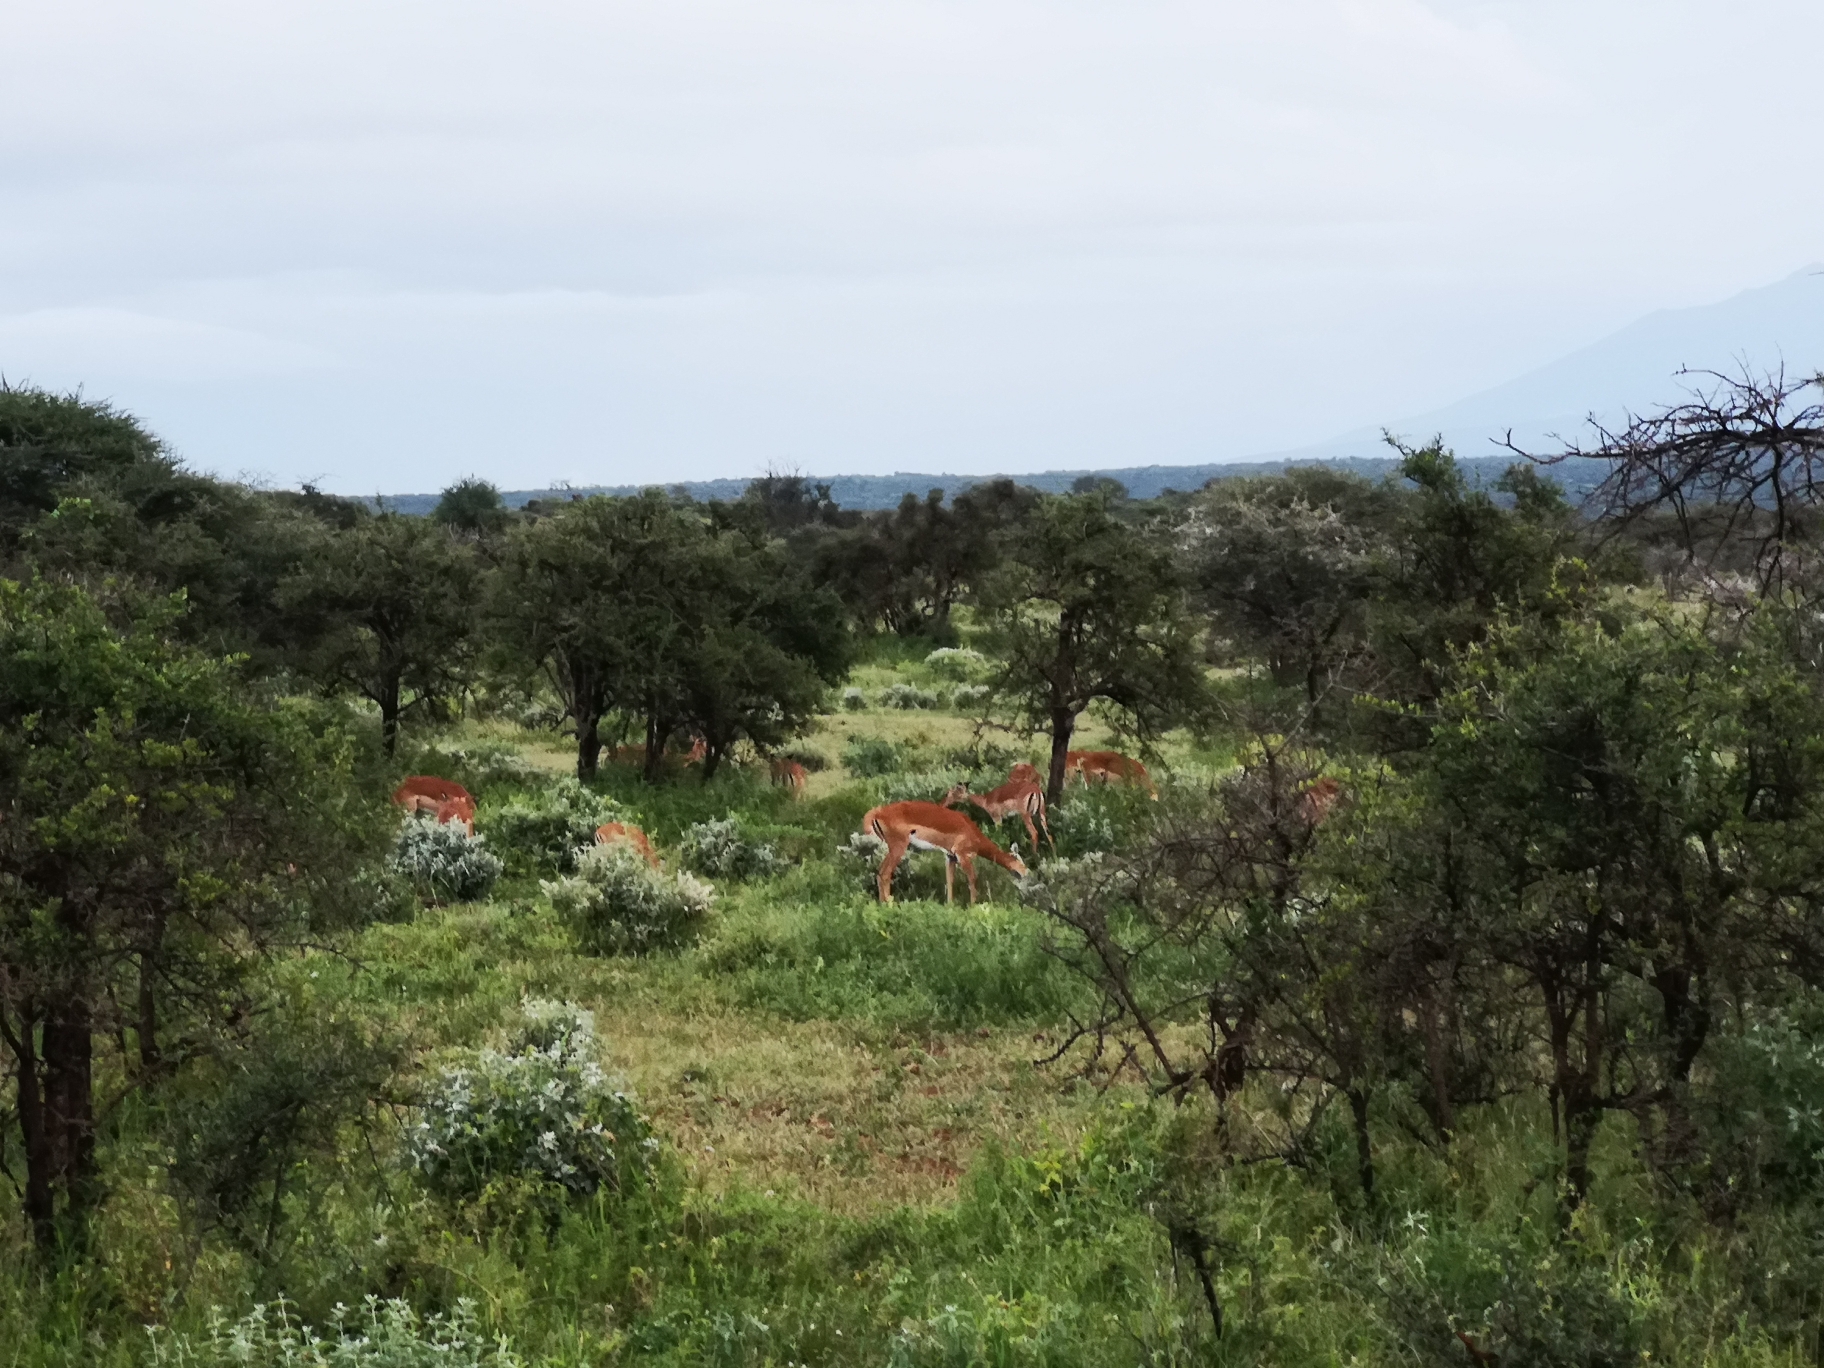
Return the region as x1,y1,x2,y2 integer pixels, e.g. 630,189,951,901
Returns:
4,1,1821,494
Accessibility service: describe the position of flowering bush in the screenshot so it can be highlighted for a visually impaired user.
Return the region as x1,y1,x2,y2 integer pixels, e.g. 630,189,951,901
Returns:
406,1000,654,1203
481,777,622,876
923,646,987,680
543,842,714,954
872,770,969,805
146,1297,520,1368
838,830,909,899
949,683,991,712
386,816,502,903
879,682,943,710
679,817,783,881
841,735,904,777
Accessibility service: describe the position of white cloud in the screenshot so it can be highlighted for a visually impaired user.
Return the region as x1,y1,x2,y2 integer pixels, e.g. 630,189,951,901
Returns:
3,1,1822,491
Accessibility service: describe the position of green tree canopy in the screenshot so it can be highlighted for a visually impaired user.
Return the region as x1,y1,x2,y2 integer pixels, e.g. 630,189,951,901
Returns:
0,579,380,1249
978,493,1206,803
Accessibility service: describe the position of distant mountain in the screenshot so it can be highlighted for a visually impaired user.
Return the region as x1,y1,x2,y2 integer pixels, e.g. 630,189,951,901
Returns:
377,266,1824,514
1272,264,1824,466
376,453,1592,516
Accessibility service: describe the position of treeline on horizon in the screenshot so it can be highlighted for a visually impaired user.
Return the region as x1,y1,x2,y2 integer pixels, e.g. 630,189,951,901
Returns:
7,368,1824,1363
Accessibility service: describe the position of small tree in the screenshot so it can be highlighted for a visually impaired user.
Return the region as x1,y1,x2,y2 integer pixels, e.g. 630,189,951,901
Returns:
278,512,480,755
0,580,377,1250
979,493,1205,804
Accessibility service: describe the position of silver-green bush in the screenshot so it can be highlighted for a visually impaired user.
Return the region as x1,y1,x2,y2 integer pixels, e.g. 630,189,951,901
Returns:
146,1296,520,1368
481,776,622,876
386,817,502,903
679,817,783,881
406,1000,654,1202
923,646,987,680
543,843,714,954
879,682,943,710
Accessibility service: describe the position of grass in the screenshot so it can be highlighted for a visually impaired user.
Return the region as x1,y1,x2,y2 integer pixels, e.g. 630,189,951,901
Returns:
4,648,1821,1366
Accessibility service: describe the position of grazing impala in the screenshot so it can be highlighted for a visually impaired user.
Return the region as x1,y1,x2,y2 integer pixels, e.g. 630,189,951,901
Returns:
1297,776,1343,825
392,775,474,809
395,785,476,835
595,821,661,869
1066,750,1158,798
943,776,1053,854
770,757,807,795
1007,762,1042,786
860,800,1027,906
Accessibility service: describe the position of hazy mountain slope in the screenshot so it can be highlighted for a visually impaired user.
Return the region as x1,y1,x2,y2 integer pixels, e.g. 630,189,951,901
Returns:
379,267,1823,513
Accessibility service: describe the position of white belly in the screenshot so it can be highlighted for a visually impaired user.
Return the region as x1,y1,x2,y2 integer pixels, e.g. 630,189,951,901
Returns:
907,832,951,855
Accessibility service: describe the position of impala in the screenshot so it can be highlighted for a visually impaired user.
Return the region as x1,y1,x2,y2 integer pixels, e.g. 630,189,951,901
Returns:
595,821,661,869
1007,762,1042,786
392,775,473,809
396,788,476,835
860,800,1027,906
1297,776,1343,825
770,757,807,795
943,775,1053,854
1066,750,1158,798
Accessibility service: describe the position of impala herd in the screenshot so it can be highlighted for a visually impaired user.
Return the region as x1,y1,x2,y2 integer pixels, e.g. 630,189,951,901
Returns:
389,742,1286,909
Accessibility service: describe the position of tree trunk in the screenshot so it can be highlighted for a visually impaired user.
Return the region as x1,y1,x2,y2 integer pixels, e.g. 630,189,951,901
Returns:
8,994,99,1252
379,672,402,757
1045,709,1076,808
4,1005,56,1249
700,742,723,783
1420,984,1455,1143
575,710,602,779
642,713,667,784
137,914,165,1078
1346,1086,1376,1207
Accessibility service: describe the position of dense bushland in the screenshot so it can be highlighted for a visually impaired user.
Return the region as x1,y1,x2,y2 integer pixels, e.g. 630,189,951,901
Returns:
4,376,1824,1364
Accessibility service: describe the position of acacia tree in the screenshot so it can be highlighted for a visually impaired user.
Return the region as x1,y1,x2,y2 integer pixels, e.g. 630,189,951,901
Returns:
278,512,481,755
978,493,1206,805
1522,367,1824,594
675,528,850,779
1180,468,1391,704
0,581,376,1250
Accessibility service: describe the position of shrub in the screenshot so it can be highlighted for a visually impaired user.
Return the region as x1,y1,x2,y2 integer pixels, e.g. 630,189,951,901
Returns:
924,646,987,679
838,830,909,899
386,816,503,903
481,777,622,877
840,687,869,712
679,817,784,881
146,1297,520,1368
879,682,942,710
949,683,990,712
842,735,905,777
543,843,714,955
406,1000,655,1203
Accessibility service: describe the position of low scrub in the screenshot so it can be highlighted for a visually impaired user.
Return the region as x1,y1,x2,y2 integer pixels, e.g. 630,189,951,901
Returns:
406,1000,655,1204
386,816,503,903
543,842,714,954
841,734,905,777
147,1297,519,1368
679,817,784,881
923,646,988,679
480,776,623,877
878,682,943,710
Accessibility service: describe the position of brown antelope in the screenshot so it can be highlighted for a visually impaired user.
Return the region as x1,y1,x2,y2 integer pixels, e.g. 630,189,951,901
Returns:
396,787,476,835
1297,776,1343,825
392,775,473,809
1066,750,1158,798
943,777,1053,854
595,821,661,869
1007,762,1042,786
770,757,807,795
860,800,1027,906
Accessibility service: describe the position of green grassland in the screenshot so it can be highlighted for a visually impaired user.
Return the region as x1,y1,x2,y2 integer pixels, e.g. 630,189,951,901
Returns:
2,643,1813,1368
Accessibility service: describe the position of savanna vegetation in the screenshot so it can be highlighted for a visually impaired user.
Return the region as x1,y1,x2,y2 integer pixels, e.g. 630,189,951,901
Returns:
4,371,1824,1366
